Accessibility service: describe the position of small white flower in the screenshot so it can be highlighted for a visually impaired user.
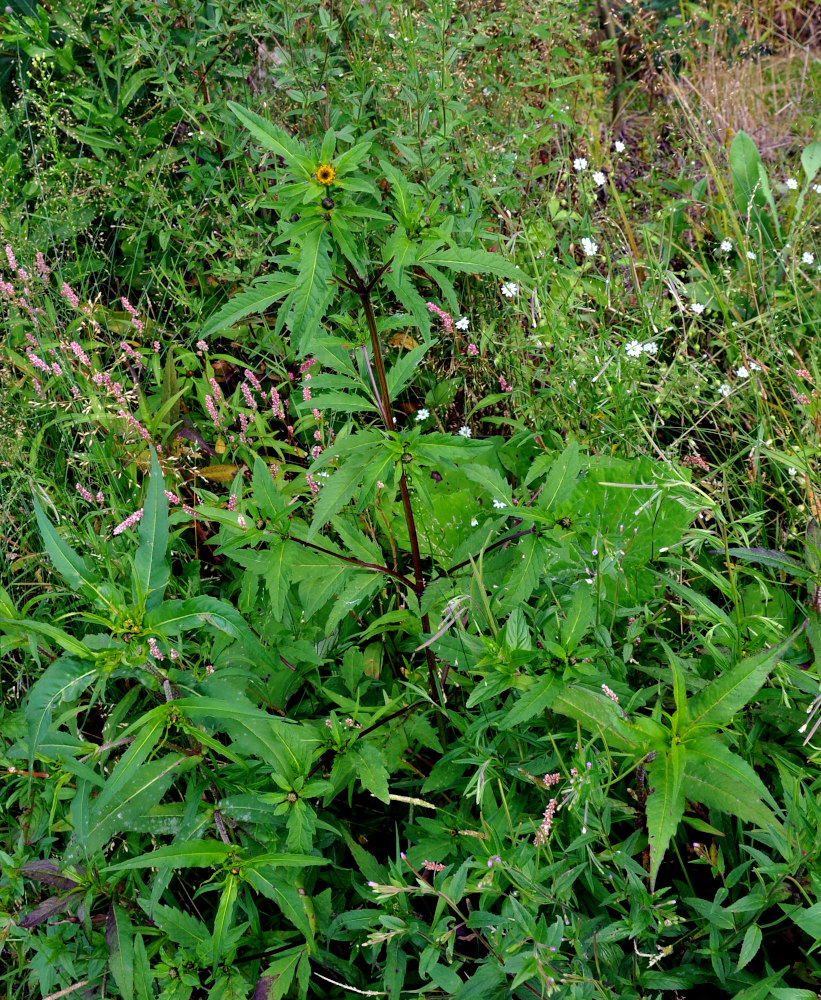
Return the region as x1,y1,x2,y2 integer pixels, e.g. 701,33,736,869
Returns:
458,425,472,438
749,361,762,371
614,140,626,153
720,239,732,252
492,499,506,509
455,315,470,331
580,237,598,257
482,86,492,96
625,339,643,358
736,366,749,378
746,251,757,260
691,302,705,315
470,517,479,527
573,157,588,172
802,252,815,265
642,341,658,354
416,408,430,421
788,467,798,477
500,282,518,298
785,177,798,190
814,183,821,194
718,383,731,398
592,171,606,186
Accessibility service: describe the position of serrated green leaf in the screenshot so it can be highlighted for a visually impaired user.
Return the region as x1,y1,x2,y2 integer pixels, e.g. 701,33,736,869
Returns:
134,448,169,611
307,446,380,539
682,743,782,831
686,625,804,731
291,226,333,355
228,102,313,176
264,542,293,621
200,276,295,338
645,742,685,890
244,869,317,951
137,900,210,950
551,686,636,749
350,743,390,803
531,440,581,505
420,245,521,281
561,586,594,653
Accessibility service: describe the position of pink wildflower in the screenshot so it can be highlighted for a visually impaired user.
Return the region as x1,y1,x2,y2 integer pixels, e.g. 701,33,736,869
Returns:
543,772,562,788
426,301,454,334
270,387,284,419
120,298,144,334
121,341,144,369
5,245,17,271
534,799,557,847
302,385,311,402
312,408,321,421
306,473,320,495
499,376,513,392
299,357,317,373
60,283,80,309
26,350,51,374
311,445,322,460
75,483,95,503
32,378,44,398
227,493,237,511
147,636,164,660
422,860,446,872
70,341,91,366
153,340,161,353
164,490,180,505
208,378,223,403
196,339,208,354
50,362,62,378
244,369,263,393
117,409,151,442
96,491,105,504
35,252,50,281
113,508,144,535
467,343,479,356
240,382,257,410
204,394,220,428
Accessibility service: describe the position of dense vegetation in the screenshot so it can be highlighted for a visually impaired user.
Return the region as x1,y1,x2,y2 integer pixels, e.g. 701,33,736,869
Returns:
2,0,821,997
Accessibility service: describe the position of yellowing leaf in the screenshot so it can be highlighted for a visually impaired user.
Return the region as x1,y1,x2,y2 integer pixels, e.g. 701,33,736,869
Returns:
198,464,239,483
388,332,419,350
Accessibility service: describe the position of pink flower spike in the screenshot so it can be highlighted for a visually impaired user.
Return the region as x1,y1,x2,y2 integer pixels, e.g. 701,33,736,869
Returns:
227,493,237,511
426,301,454,333
113,508,144,535
36,252,50,280
241,382,257,410
467,343,479,356
60,283,80,309
244,369,263,393
96,491,105,504
70,341,91,366
75,483,95,503
5,245,17,271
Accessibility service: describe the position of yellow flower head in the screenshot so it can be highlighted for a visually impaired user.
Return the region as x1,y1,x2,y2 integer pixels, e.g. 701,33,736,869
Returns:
315,163,336,185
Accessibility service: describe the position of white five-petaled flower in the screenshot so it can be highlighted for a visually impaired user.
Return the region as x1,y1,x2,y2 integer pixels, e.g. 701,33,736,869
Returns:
746,251,757,260
416,408,430,421
581,237,598,257
614,140,626,153
458,425,472,438
785,177,798,190
592,171,606,186
642,341,658,354
736,366,749,378
470,517,479,526
691,302,705,315
814,183,821,194
625,340,643,358
802,252,815,265
492,498,506,509
720,239,732,252
455,315,470,331
573,157,588,172
749,361,762,371
718,383,731,398
500,282,518,298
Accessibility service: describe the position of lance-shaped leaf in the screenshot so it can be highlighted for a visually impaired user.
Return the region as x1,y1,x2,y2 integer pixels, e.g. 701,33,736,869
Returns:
200,275,296,338
1,616,95,661
289,225,334,356
419,245,522,282
106,903,135,1000
32,492,98,592
134,447,169,611
212,873,238,972
686,624,804,732
551,686,637,751
645,742,686,890
682,736,783,831
106,841,234,872
25,656,99,762
71,753,201,860
228,101,314,176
